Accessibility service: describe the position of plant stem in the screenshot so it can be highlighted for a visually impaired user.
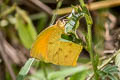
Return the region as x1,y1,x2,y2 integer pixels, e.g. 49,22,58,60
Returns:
41,62,48,80
88,25,98,80
49,0,63,25
79,0,99,80
0,3,16,18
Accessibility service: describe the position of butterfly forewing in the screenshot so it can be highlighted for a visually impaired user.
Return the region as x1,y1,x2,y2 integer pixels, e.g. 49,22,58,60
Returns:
30,25,57,61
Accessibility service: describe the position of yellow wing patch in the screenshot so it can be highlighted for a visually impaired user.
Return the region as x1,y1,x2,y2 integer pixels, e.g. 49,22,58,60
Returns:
30,20,83,66
30,25,57,61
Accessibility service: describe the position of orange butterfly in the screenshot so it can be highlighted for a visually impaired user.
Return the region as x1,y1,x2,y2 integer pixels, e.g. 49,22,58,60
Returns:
30,20,83,66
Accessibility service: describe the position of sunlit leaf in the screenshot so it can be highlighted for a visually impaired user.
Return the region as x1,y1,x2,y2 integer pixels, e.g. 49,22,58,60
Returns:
16,9,37,48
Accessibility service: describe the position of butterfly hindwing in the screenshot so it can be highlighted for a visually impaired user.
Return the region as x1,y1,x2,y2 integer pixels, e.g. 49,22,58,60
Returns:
55,41,83,66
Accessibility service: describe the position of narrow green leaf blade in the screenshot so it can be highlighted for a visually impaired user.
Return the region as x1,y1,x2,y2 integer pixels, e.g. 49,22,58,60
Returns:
17,58,35,80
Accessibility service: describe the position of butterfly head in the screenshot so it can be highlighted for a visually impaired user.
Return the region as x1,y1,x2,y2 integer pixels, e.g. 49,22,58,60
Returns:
56,20,65,28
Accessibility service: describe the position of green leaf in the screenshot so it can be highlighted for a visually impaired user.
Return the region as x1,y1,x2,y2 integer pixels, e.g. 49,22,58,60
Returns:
61,33,82,44
98,65,119,80
17,58,35,80
108,74,118,80
65,8,84,34
28,69,46,80
103,65,118,73
70,70,88,80
48,66,88,80
16,11,37,48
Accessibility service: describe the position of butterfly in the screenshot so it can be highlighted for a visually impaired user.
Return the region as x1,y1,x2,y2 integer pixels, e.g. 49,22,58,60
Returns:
30,20,83,66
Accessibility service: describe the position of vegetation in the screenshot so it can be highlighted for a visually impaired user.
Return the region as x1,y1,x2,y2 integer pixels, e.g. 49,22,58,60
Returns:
0,0,120,80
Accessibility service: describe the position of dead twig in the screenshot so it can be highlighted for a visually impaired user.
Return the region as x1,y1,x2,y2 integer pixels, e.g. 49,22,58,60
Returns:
0,29,27,64
29,0,52,15
20,0,42,12
4,40,21,64
53,0,120,15
0,56,5,80
0,4,16,18
0,31,16,80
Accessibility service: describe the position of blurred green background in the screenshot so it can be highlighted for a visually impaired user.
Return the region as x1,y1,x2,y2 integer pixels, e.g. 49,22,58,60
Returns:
0,0,120,80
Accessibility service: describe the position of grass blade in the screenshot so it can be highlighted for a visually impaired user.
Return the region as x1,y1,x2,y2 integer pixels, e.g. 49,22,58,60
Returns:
17,58,35,80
